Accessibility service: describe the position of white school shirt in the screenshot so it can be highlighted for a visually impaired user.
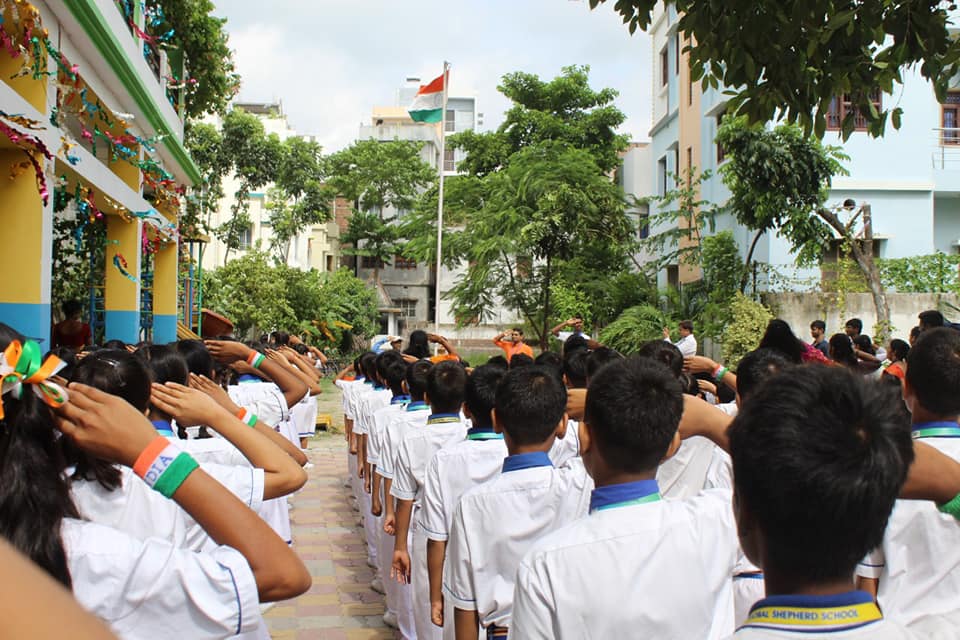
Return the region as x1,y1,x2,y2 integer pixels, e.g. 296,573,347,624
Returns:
855,433,960,628
367,399,408,468
390,414,467,502
734,591,931,639
345,381,375,422
420,431,509,542
70,464,264,553
667,333,698,357
547,419,581,467
512,485,738,639
657,435,718,498
291,391,318,439
355,387,392,436
377,402,431,480
63,518,260,640
444,454,592,629
334,377,363,418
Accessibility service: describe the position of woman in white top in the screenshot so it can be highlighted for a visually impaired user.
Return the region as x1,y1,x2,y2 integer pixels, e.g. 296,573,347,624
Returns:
0,323,311,638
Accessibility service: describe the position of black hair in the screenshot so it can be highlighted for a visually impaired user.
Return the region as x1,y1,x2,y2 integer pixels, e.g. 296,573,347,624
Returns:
585,347,624,381
271,331,290,346
376,350,407,395
758,319,805,364
486,355,509,370
68,350,152,490
845,318,863,334
888,339,910,362
43,347,77,380
679,372,701,397
736,349,793,404
512,327,525,335
294,343,309,355
465,365,506,429
585,356,684,473
562,349,589,389
810,320,826,332
637,340,683,377
358,351,379,384
405,330,431,360
910,326,922,341
729,366,913,584
103,339,127,350
563,334,589,355
136,344,189,386
829,334,858,368
0,323,79,587
509,353,534,369
426,360,467,414
406,360,433,401
495,366,567,446
679,320,694,332
853,334,875,355
175,340,215,377
534,351,562,372
918,310,946,329
61,300,83,318
906,327,960,416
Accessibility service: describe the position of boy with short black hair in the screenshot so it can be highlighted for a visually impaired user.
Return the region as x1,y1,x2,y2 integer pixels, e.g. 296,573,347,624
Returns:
421,365,508,636
391,361,468,640
855,327,960,632
845,318,863,337
445,366,591,639
562,348,589,389
810,320,829,357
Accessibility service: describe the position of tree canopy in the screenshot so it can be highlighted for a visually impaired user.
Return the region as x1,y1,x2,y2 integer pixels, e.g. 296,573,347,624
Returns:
589,0,960,138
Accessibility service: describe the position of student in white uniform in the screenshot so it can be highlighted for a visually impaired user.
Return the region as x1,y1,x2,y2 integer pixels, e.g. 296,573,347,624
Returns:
334,357,366,493
855,327,960,632
422,365,508,637
0,327,311,640
512,357,739,639
391,361,468,640
730,362,960,638
444,366,592,639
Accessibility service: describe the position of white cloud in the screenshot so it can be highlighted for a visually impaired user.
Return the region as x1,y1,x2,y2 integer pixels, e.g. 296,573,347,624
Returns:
219,0,653,152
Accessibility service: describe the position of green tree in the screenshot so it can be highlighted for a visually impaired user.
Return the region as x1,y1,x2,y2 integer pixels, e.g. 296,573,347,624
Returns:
599,304,670,355
589,0,959,138
267,137,329,263
325,139,436,284
155,0,239,118
721,293,775,368
204,250,295,336
404,67,636,349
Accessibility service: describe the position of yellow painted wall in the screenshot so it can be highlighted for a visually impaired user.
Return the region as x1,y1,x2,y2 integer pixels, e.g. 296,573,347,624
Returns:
104,216,140,312
0,6,46,112
678,34,703,284
0,150,44,303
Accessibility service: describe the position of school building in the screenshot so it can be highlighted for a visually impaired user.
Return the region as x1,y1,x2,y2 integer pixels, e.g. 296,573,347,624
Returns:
0,0,199,344
644,3,960,292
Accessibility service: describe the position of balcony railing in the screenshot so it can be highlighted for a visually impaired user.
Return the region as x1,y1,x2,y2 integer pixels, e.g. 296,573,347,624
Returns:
932,128,960,169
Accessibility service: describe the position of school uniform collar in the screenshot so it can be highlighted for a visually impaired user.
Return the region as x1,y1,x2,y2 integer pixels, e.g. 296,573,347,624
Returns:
741,590,882,633
150,419,175,437
406,400,429,412
427,412,461,425
589,479,661,513
237,374,261,384
467,426,503,441
391,394,411,405
502,451,553,473
912,420,960,439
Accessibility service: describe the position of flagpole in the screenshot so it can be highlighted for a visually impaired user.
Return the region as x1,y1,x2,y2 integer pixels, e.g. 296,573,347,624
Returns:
434,61,450,340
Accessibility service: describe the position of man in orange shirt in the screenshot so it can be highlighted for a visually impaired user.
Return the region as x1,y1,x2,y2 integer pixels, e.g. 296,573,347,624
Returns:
492,327,534,361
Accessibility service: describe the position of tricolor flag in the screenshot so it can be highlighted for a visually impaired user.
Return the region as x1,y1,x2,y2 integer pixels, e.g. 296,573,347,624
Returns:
408,73,445,123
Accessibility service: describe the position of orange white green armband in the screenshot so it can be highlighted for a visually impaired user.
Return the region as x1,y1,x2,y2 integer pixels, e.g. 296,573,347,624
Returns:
246,350,266,369
132,437,199,498
235,407,258,427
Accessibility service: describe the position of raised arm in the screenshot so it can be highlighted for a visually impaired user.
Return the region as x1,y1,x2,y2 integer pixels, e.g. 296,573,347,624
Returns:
684,355,738,391
56,384,311,601
429,333,459,359
206,340,308,410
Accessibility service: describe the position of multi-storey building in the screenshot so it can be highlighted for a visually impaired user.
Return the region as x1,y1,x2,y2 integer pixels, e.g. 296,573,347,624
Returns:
646,4,960,293
0,0,200,344
200,102,341,274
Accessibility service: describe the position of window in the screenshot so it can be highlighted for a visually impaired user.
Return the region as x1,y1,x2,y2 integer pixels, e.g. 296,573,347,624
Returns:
686,146,693,184
394,255,418,270
443,147,455,172
397,299,417,318
445,109,456,133
657,157,668,196
361,256,385,269
660,47,669,87
688,66,694,105
636,203,650,240
826,91,882,131
675,32,681,74
326,255,334,272
942,93,960,145
238,226,253,250
716,109,727,164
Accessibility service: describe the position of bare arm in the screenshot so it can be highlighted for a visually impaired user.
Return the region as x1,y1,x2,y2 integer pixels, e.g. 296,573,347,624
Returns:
205,340,309,410
454,608,481,640
900,441,960,504
428,539,447,627
392,499,414,584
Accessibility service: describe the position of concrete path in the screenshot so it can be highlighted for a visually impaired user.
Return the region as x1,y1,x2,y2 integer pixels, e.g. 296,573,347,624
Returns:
265,433,399,640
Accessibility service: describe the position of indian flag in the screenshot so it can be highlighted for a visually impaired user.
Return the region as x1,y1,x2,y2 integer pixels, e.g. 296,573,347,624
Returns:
408,73,445,123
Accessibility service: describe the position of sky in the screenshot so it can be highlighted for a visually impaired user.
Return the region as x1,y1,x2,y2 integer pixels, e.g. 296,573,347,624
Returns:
218,0,653,154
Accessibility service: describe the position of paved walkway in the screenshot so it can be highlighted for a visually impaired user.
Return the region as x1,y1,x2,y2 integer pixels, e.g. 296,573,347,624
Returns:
265,434,399,640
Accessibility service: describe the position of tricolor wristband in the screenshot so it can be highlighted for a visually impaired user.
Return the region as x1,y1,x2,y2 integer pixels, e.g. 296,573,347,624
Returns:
235,407,258,428
939,492,960,521
714,365,729,384
246,351,266,369
132,436,199,499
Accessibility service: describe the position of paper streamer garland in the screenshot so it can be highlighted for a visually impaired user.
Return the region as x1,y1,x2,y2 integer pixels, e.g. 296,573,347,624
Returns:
113,252,139,284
